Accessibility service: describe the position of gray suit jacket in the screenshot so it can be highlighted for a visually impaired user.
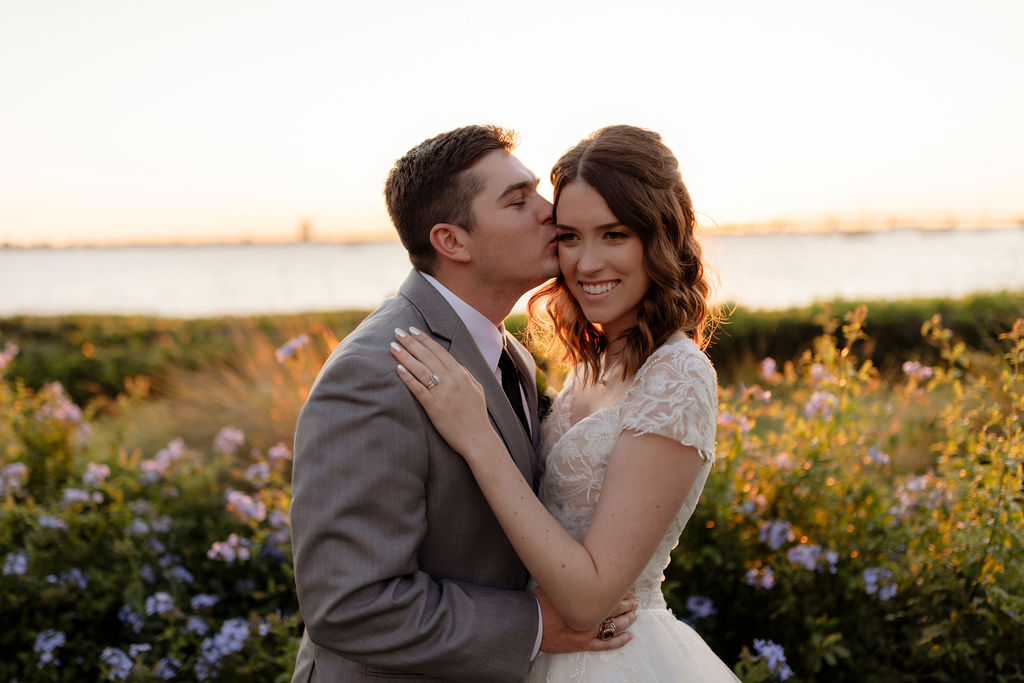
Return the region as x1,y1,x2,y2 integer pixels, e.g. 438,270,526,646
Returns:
291,270,543,683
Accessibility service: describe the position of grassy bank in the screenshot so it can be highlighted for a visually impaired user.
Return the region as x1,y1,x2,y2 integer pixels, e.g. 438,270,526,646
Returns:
3,290,1022,408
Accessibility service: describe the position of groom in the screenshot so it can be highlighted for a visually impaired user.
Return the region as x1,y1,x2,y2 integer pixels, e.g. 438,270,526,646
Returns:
290,125,636,682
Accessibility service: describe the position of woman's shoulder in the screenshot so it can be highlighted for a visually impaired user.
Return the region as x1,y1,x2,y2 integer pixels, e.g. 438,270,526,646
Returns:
637,334,716,386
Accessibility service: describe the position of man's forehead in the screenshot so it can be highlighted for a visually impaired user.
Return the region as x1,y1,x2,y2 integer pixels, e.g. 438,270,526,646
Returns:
471,150,539,195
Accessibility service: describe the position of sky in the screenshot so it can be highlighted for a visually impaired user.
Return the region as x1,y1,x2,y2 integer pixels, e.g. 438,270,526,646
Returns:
1,0,1022,246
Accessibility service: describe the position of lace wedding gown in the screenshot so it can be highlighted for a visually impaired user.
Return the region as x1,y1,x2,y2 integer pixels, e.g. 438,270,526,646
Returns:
526,337,739,682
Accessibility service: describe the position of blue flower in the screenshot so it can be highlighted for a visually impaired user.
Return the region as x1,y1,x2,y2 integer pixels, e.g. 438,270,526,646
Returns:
758,520,795,550
191,593,219,610
186,615,210,636
863,567,898,600
745,566,776,589
34,629,66,668
2,549,28,576
685,595,718,620
786,543,821,570
145,592,175,617
128,643,151,659
39,515,67,530
753,639,793,680
100,647,133,680
274,334,310,363
118,605,144,634
169,565,195,584
154,657,181,680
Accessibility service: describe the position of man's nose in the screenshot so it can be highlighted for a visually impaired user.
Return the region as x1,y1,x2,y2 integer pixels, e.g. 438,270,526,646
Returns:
538,198,554,225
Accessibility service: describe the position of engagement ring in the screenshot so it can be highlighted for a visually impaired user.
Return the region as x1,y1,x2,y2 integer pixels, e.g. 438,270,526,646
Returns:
425,373,441,390
598,618,616,640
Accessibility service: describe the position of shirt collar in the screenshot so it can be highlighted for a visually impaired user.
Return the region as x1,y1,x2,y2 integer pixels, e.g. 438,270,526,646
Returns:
419,272,504,374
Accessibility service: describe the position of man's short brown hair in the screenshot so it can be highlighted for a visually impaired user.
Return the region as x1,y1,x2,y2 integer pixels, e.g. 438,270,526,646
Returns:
384,125,517,273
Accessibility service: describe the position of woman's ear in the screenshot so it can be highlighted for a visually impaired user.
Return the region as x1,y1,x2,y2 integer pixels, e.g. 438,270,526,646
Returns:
429,223,472,264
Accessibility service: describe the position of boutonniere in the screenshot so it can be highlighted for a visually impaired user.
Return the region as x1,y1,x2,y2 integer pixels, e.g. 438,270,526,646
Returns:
535,367,557,421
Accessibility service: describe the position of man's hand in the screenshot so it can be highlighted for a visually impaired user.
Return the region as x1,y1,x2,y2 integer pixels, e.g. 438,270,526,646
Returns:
534,587,638,653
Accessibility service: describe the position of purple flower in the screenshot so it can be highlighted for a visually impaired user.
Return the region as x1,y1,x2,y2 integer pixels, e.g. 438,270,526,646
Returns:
274,334,310,363
83,462,111,487
3,550,28,576
62,487,102,507
803,391,837,418
207,533,251,563
39,515,67,530
268,443,292,461
759,357,778,381
685,595,718,619
100,647,133,680
118,605,144,634
786,544,821,570
226,489,267,523
745,566,776,589
0,462,28,496
191,593,220,610
139,438,187,482
186,615,210,636
244,461,270,483
128,643,151,659
810,363,835,383
214,427,245,455
863,567,898,600
48,568,89,589
718,411,753,432
753,639,793,680
0,340,19,369
169,565,195,584
867,447,890,466
34,629,65,668
902,360,934,382
154,657,181,680
758,520,795,550
35,382,83,422
145,592,175,617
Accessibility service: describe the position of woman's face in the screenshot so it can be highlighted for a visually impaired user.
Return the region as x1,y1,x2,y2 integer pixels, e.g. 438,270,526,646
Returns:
554,180,650,341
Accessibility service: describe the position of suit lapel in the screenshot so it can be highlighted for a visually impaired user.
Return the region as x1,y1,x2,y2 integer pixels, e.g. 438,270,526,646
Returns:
399,271,536,484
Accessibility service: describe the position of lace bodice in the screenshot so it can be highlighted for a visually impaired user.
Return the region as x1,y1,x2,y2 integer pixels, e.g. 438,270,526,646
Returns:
538,337,718,608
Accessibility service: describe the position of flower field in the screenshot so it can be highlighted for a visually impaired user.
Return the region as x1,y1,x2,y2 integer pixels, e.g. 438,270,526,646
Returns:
1,306,1021,681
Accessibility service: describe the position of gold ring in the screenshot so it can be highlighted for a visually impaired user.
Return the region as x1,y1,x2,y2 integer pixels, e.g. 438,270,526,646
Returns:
425,373,441,390
598,618,616,640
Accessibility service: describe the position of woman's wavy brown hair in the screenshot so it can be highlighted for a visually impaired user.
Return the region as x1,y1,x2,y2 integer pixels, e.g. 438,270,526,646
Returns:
528,125,715,385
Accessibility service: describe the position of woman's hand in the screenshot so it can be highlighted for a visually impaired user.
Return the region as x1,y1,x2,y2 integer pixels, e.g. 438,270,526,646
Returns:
390,327,499,459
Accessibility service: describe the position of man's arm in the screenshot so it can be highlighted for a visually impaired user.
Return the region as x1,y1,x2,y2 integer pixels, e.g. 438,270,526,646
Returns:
291,348,537,683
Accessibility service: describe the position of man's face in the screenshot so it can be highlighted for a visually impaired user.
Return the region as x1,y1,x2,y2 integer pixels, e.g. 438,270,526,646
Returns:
460,149,558,294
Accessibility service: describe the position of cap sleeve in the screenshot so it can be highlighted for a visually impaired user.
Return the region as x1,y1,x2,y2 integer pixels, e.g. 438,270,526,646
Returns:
619,341,719,463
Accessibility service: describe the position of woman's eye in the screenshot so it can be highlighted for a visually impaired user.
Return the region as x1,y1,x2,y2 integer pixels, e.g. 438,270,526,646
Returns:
555,233,577,242
604,231,628,239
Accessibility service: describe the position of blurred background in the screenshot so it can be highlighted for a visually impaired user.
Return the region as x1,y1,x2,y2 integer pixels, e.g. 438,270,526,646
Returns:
1,0,1022,316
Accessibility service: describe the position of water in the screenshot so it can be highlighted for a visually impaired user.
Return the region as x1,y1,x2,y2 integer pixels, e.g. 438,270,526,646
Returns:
1,228,1022,317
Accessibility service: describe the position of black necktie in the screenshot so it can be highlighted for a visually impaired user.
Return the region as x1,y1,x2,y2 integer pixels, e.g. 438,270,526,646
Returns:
498,346,530,435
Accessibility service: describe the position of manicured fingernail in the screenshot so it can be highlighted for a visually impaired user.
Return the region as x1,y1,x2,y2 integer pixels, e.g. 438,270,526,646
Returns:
397,363,407,373
394,328,407,338
390,342,402,352
409,326,422,335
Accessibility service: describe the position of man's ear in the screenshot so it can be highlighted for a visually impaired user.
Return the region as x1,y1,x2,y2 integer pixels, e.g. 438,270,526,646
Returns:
429,223,472,264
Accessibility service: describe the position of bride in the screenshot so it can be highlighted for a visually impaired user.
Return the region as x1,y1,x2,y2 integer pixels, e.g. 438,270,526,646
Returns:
392,125,738,682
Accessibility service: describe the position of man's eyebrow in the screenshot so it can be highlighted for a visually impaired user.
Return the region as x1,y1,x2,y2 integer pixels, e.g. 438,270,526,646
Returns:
497,177,540,202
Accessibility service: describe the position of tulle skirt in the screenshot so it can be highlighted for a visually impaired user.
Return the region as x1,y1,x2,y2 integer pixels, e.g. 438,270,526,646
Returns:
526,608,739,682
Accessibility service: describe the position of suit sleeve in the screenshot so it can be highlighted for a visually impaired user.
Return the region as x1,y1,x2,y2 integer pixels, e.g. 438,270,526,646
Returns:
290,349,538,682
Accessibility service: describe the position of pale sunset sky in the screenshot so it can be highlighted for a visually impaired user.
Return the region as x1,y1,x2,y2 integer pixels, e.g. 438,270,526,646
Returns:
1,0,1021,246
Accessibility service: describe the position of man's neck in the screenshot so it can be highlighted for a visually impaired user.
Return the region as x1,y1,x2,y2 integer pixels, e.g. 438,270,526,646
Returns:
430,271,520,327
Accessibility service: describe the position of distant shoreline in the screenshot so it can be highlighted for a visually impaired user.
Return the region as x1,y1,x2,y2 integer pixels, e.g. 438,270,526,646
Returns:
3,221,1023,250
